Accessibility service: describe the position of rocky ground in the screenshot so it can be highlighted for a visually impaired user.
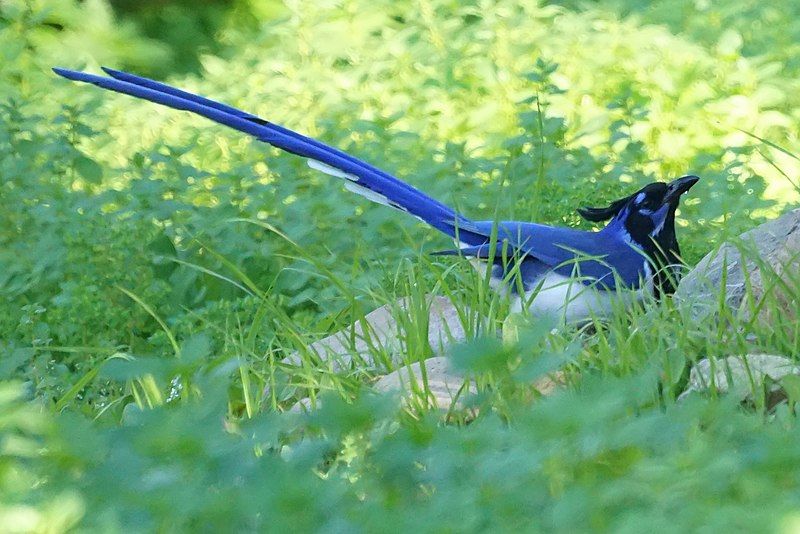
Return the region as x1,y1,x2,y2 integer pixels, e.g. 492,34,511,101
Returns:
277,209,800,413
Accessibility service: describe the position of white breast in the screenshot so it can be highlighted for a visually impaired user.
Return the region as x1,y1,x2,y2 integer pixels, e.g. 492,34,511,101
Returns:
514,271,648,322
470,261,652,322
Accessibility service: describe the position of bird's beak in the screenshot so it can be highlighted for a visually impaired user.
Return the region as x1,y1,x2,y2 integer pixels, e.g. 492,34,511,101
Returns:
664,175,699,204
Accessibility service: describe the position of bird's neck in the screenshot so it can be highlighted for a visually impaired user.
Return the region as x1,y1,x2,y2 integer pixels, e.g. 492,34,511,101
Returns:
602,211,681,297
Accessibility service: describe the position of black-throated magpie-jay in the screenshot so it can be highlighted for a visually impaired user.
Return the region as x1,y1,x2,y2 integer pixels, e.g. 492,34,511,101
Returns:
53,67,698,321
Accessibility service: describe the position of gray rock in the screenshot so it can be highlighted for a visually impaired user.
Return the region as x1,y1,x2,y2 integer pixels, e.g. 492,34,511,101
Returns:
281,295,470,373
676,208,800,322
373,356,476,410
374,356,566,410
678,354,800,403
287,397,315,414
283,358,472,414
284,357,472,414
286,357,566,413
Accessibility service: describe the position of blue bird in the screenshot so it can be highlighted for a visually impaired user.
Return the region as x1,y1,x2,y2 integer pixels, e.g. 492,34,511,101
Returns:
53,67,698,321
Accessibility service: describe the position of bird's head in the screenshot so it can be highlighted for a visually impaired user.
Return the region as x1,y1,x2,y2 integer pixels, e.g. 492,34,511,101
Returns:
578,175,699,295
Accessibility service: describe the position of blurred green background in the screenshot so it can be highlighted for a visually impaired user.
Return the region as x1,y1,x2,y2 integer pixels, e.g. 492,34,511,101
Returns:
3,0,800,530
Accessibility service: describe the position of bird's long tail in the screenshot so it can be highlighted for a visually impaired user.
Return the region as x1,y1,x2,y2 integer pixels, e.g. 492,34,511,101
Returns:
53,67,488,245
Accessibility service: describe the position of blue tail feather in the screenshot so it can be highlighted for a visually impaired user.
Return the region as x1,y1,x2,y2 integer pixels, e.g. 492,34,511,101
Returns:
53,67,486,244
100,67,433,206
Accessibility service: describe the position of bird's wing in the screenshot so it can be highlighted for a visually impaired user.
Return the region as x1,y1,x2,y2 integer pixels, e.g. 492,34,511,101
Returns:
53,67,490,244
461,221,649,290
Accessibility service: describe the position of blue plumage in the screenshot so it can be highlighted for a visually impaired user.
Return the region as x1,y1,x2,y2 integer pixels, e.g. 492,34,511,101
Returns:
53,67,698,319
52,67,469,239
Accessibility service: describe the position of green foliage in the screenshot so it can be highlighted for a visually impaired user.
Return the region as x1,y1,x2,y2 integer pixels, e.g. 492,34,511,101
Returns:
2,0,800,530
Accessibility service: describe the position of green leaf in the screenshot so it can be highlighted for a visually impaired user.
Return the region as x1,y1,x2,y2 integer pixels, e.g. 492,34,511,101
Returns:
73,155,103,184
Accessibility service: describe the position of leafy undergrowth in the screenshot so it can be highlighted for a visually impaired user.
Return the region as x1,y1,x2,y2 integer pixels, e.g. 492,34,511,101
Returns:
5,278,800,532
3,0,800,531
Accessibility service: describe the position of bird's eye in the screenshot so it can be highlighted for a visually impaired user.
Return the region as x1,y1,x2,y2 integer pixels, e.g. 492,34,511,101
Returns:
633,193,656,211
643,194,663,210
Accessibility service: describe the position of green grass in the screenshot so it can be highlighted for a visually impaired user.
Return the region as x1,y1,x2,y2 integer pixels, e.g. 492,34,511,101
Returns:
3,0,800,531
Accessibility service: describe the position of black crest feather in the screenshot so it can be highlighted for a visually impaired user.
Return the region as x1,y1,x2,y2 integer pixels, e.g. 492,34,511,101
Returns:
577,194,633,222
